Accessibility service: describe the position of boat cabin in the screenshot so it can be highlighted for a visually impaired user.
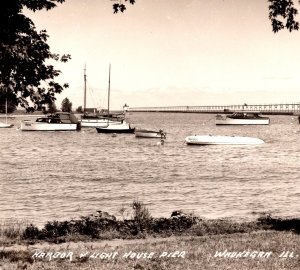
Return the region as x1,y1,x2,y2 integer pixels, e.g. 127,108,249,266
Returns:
36,112,79,124
228,112,264,119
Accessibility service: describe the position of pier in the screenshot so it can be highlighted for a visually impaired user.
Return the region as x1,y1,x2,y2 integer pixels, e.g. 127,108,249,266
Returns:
127,103,300,115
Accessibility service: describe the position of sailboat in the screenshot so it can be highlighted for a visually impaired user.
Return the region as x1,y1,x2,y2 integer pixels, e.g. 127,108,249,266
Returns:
0,98,14,128
79,65,125,127
95,65,135,134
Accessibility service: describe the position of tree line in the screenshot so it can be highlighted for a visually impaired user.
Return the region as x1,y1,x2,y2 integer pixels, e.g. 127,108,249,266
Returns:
46,97,84,114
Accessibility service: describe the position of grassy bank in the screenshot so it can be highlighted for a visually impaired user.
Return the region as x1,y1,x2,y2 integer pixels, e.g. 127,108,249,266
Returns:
0,231,299,269
0,202,299,269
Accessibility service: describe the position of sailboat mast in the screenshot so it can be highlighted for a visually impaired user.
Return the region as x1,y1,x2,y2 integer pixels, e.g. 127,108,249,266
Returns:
5,98,7,124
83,65,87,112
108,64,111,117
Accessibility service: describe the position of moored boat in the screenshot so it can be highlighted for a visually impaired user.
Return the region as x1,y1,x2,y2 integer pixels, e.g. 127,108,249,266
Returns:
79,66,125,127
20,112,80,131
0,98,14,128
215,112,270,125
80,115,124,127
95,120,135,133
135,129,166,139
185,135,265,145
0,122,13,128
95,64,134,134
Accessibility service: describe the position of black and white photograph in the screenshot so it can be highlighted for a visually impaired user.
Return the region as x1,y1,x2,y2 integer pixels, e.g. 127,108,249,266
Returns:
0,0,300,269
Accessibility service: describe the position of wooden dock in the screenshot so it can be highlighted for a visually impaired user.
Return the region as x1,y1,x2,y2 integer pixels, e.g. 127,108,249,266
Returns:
126,103,300,115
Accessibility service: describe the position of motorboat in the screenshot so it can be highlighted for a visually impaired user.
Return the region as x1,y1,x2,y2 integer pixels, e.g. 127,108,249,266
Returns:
215,112,270,125
185,135,265,145
135,129,166,139
95,120,135,133
20,112,81,131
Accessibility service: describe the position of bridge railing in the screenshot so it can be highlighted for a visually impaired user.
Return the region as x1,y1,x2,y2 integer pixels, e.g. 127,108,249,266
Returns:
126,103,300,115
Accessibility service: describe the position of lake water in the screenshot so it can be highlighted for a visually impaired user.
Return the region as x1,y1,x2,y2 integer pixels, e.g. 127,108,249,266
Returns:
0,113,299,226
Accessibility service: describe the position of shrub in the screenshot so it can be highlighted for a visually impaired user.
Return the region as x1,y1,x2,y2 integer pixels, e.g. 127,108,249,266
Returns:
258,214,300,233
22,224,40,240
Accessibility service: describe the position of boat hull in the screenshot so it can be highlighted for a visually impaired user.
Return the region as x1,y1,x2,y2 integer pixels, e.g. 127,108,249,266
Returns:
80,118,123,127
215,118,270,125
20,112,80,131
215,113,270,125
0,122,13,128
185,135,264,145
95,121,135,133
96,127,135,133
21,121,78,131
135,129,165,138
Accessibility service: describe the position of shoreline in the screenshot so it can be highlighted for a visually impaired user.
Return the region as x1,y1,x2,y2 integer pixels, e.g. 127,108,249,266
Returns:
1,202,299,269
1,208,299,246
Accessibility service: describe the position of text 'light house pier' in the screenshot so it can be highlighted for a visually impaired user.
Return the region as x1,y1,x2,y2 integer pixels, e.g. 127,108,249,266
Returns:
126,103,300,115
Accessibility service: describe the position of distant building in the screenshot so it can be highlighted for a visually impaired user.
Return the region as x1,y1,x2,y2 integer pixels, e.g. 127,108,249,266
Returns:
84,107,99,113
123,104,129,112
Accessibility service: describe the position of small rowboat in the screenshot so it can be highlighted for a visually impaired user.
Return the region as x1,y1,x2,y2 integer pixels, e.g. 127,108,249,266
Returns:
95,120,135,133
0,122,13,128
135,129,166,139
185,135,264,145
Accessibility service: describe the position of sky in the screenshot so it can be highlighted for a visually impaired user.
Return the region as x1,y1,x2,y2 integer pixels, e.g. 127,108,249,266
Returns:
25,0,300,110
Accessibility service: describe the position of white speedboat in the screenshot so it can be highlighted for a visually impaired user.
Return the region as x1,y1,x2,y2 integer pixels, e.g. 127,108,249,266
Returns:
135,129,166,139
185,135,264,145
20,112,80,131
215,112,270,125
95,120,135,134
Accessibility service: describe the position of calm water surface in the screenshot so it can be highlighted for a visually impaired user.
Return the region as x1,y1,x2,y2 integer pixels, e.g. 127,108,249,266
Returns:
0,113,299,226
